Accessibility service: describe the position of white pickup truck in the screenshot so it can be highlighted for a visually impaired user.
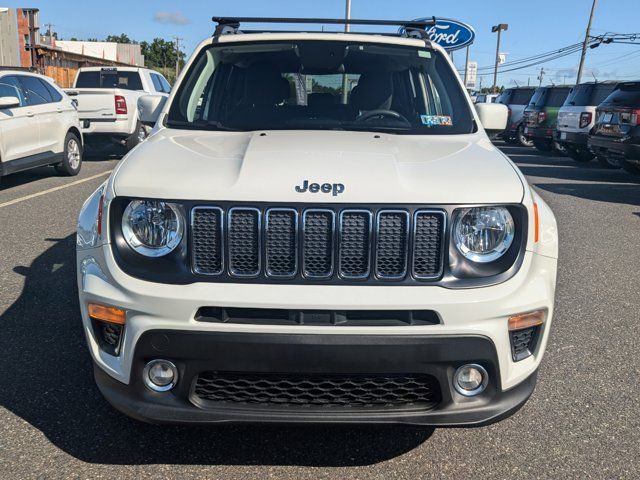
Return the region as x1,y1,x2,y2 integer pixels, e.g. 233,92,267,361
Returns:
65,66,170,151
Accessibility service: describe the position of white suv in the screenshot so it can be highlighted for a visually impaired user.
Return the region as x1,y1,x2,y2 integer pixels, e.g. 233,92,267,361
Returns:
0,71,83,184
555,81,619,163
76,17,558,427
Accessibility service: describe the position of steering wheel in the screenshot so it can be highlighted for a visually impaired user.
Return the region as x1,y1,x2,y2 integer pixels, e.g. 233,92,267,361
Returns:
354,109,411,126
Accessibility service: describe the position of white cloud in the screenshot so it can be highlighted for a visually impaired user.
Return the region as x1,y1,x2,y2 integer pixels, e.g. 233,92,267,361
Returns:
153,11,191,26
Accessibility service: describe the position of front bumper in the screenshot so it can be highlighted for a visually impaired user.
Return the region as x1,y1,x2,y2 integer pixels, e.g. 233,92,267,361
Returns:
95,331,538,426
78,239,556,425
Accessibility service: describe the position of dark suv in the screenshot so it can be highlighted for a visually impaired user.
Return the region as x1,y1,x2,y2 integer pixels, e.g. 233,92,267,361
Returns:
523,86,572,152
497,87,536,146
588,81,640,174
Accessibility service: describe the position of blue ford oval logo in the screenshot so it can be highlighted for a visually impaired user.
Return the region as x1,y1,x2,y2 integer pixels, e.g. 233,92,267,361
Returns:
401,18,475,51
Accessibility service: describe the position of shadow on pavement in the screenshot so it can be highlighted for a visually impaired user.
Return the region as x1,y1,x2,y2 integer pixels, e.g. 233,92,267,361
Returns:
0,234,433,466
534,182,640,209
0,147,122,192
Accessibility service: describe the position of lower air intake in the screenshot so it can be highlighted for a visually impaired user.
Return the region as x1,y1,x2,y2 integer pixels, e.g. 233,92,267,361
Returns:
193,372,441,409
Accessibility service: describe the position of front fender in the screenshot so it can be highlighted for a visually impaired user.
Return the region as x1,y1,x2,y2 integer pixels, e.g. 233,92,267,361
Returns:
532,190,558,259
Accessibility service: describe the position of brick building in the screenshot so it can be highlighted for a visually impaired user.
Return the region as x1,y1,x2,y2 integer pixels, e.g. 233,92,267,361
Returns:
1,7,144,87
0,7,39,67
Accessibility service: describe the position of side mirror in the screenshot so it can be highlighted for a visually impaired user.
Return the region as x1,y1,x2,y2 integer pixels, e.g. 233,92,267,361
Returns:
138,95,167,125
475,103,508,134
0,96,21,109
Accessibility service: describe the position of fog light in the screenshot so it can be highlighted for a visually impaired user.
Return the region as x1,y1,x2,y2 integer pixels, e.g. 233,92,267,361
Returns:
143,360,178,392
454,364,488,396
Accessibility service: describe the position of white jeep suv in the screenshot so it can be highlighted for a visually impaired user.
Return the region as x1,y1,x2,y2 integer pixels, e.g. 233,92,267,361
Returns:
76,17,558,426
0,71,83,184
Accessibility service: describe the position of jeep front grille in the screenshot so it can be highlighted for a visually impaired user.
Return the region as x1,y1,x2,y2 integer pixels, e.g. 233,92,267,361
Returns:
191,205,445,284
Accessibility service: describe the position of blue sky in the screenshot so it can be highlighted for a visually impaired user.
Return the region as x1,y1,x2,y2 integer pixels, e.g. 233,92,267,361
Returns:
3,0,639,87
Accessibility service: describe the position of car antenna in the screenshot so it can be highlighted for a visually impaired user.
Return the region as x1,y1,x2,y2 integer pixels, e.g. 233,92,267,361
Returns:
591,72,598,83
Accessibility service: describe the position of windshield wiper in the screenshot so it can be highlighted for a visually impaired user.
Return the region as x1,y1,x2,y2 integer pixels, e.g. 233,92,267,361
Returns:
339,124,410,134
166,119,239,131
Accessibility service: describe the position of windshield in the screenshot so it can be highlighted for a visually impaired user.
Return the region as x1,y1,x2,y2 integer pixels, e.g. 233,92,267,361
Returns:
599,82,640,108
76,69,143,90
563,84,617,107
167,40,475,135
509,89,535,105
528,88,570,108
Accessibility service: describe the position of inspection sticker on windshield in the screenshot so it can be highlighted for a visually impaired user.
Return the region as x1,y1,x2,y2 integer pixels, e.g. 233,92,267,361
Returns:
420,115,453,127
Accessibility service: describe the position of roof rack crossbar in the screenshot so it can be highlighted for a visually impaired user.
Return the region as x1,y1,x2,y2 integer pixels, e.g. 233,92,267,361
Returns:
212,16,436,37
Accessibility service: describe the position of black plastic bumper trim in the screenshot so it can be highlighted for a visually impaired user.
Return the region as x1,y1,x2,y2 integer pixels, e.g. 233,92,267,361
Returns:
94,331,538,426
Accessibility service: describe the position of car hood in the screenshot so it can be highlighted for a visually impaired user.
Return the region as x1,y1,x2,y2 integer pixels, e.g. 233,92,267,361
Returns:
113,129,524,204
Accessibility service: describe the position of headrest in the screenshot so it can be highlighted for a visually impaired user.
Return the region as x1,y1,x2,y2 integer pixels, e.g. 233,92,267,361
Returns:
351,72,393,111
308,92,338,108
245,64,290,106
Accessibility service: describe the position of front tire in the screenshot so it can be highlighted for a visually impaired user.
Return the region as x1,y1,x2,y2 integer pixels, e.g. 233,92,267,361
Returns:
517,124,534,147
55,132,82,176
596,154,619,169
533,140,553,152
619,158,640,175
566,147,594,163
125,121,147,151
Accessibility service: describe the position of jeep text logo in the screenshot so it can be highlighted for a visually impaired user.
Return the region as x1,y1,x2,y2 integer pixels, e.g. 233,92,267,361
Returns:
295,180,345,196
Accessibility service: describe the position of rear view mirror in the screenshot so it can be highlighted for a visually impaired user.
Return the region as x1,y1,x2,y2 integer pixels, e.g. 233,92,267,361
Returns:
138,95,167,125
475,103,508,134
0,96,21,109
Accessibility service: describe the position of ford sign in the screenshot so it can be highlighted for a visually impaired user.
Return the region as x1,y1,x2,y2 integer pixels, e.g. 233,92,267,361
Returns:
401,18,475,51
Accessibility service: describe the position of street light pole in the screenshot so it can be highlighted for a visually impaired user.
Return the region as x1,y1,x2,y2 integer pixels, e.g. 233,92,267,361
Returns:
491,23,508,94
463,45,470,88
576,0,598,85
341,0,352,104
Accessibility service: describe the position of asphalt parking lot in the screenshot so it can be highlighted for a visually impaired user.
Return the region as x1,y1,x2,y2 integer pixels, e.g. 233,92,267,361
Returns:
0,144,638,479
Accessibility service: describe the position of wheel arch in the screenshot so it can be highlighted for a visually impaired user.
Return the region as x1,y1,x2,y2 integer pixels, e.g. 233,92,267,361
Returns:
67,126,83,146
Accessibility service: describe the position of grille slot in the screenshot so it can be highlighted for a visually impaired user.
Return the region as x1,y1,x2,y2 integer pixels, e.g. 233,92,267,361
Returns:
227,208,261,277
191,207,224,275
193,372,441,409
412,211,445,279
339,210,372,279
302,210,335,279
265,209,297,278
195,306,441,326
510,326,540,362
191,205,446,284
375,211,409,279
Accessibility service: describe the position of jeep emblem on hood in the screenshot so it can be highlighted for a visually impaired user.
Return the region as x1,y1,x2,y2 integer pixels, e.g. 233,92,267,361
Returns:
295,180,345,196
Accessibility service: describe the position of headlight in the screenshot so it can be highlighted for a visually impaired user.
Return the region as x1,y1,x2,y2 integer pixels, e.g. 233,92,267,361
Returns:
122,200,184,257
453,206,515,263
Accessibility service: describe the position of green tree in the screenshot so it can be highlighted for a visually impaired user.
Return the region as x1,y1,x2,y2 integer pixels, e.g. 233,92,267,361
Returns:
140,38,186,83
105,34,133,44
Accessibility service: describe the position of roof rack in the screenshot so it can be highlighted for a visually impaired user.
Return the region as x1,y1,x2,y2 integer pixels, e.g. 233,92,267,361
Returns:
211,16,436,39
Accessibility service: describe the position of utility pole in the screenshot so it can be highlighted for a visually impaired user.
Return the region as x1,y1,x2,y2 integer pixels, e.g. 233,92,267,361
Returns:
43,23,55,45
340,0,352,104
491,24,508,93
173,36,183,80
576,0,598,85
538,67,546,86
